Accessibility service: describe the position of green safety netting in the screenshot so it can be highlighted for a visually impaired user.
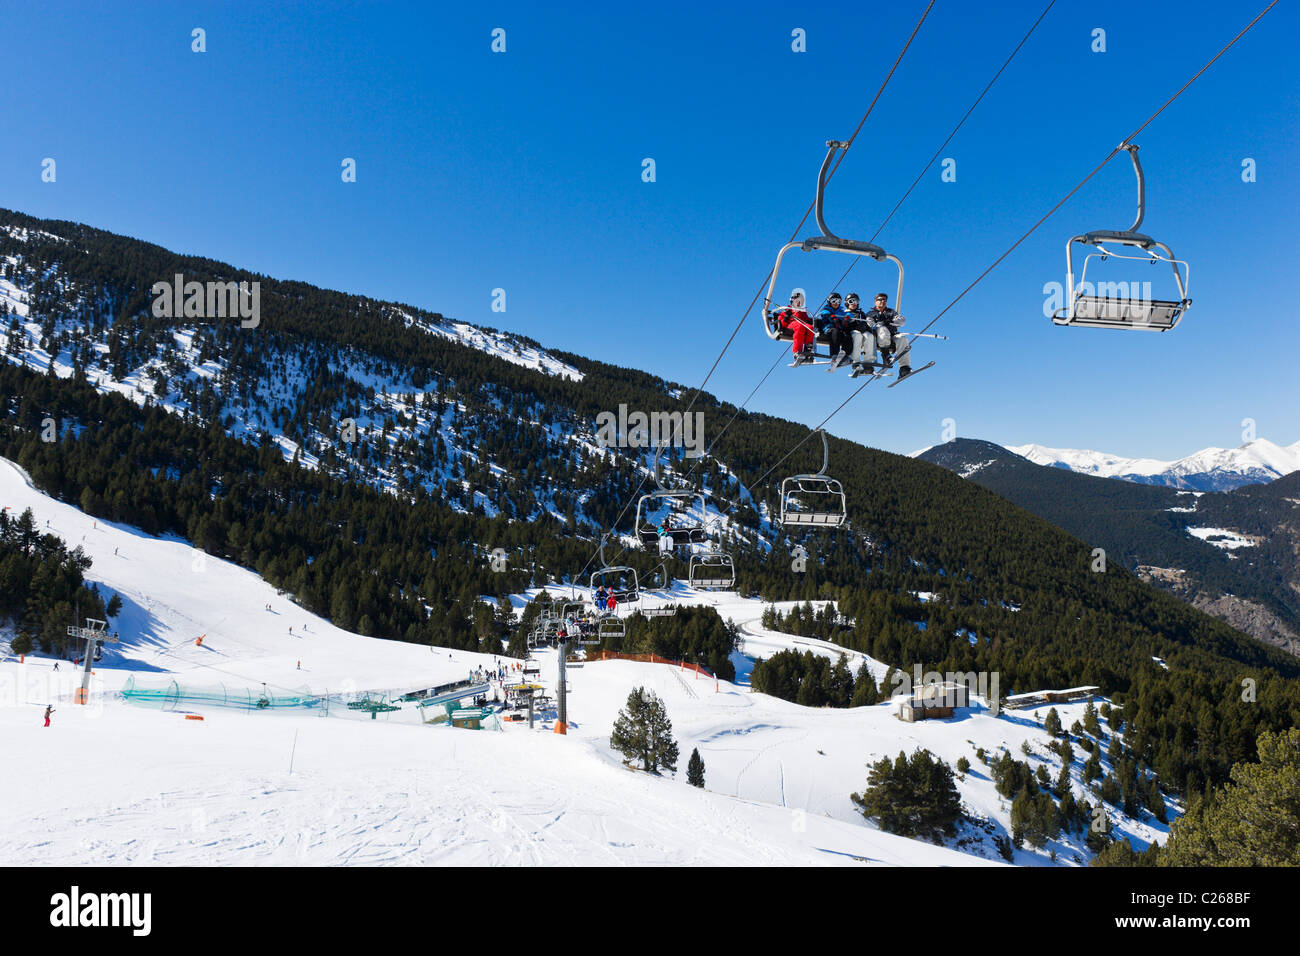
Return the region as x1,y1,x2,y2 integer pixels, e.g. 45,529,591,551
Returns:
121,676,318,710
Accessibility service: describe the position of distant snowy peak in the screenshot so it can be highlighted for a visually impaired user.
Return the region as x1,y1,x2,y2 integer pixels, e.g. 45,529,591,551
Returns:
1005,438,1300,491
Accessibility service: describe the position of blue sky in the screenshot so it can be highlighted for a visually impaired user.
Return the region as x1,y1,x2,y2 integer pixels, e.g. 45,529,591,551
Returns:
3,0,1296,458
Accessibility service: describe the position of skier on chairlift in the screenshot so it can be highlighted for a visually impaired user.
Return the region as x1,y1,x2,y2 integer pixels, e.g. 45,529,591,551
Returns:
862,293,912,380
657,517,674,556
774,290,816,365
842,293,871,370
817,292,853,371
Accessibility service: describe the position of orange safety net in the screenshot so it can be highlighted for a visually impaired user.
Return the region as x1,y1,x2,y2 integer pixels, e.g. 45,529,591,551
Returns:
585,650,713,679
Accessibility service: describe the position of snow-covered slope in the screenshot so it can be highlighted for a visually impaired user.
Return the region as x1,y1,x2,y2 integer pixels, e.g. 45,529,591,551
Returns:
0,457,1170,866
1004,438,1300,491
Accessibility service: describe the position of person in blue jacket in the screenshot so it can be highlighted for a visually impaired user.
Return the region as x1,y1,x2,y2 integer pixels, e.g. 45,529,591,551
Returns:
816,292,852,370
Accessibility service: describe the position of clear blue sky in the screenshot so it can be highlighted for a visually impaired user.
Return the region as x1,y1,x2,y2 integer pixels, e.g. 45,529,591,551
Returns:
3,0,1296,458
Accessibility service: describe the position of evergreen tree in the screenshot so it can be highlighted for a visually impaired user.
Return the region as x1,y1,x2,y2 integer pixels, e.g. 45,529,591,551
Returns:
1161,729,1300,866
851,749,963,843
610,687,679,773
850,662,879,707
1146,778,1167,824
1044,707,1062,737
1083,700,1101,737
687,747,705,788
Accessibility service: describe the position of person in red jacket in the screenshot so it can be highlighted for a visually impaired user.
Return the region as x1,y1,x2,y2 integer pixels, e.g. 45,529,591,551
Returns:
774,290,816,365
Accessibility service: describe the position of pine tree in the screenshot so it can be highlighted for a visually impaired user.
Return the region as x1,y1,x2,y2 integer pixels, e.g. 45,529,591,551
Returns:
687,748,705,788
851,748,963,843
1162,729,1300,866
1083,700,1101,737
610,687,679,773
1044,707,1062,737
1147,778,1167,824
850,662,879,707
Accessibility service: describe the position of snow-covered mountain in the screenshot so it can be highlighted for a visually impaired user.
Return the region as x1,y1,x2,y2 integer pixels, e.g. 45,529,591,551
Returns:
1003,439,1300,492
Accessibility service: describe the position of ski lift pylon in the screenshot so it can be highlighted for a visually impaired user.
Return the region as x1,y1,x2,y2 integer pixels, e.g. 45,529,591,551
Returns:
1052,144,1191,331
762,140,904,361
779,429,847,527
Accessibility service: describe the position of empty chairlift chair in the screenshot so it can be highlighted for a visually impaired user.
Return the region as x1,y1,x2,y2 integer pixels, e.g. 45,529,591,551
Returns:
779,428,847,528
1052,144,1191,331
762,140,904,364
641,563,678,617
688,552,735,591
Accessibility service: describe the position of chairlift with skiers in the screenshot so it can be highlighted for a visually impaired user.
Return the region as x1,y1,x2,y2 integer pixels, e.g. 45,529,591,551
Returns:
635,490,710,551
762,140,904,367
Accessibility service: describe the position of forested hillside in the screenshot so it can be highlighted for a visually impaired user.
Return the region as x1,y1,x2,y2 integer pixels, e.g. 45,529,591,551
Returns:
919,438,1300,656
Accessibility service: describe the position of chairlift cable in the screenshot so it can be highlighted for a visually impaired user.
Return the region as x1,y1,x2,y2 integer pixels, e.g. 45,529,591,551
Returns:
819,0,1059,305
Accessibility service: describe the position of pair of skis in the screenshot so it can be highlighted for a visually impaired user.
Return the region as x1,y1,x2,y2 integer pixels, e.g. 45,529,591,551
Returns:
788,350,935,386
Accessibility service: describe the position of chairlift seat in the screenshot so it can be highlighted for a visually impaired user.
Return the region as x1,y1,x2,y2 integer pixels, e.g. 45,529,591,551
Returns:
1053,295,1187,331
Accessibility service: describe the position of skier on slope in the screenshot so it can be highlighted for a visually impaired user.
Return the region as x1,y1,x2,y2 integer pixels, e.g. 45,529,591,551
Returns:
774,290,816,365
44,705,54,727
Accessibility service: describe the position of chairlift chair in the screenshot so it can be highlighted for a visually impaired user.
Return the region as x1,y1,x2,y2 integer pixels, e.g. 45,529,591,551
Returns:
639,562,677,617
779,429,847,528
762,140,904,362
1052,144,1191,331
689,551,736,591
635,490,710,550
595,614,624,641
589,537,641,607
